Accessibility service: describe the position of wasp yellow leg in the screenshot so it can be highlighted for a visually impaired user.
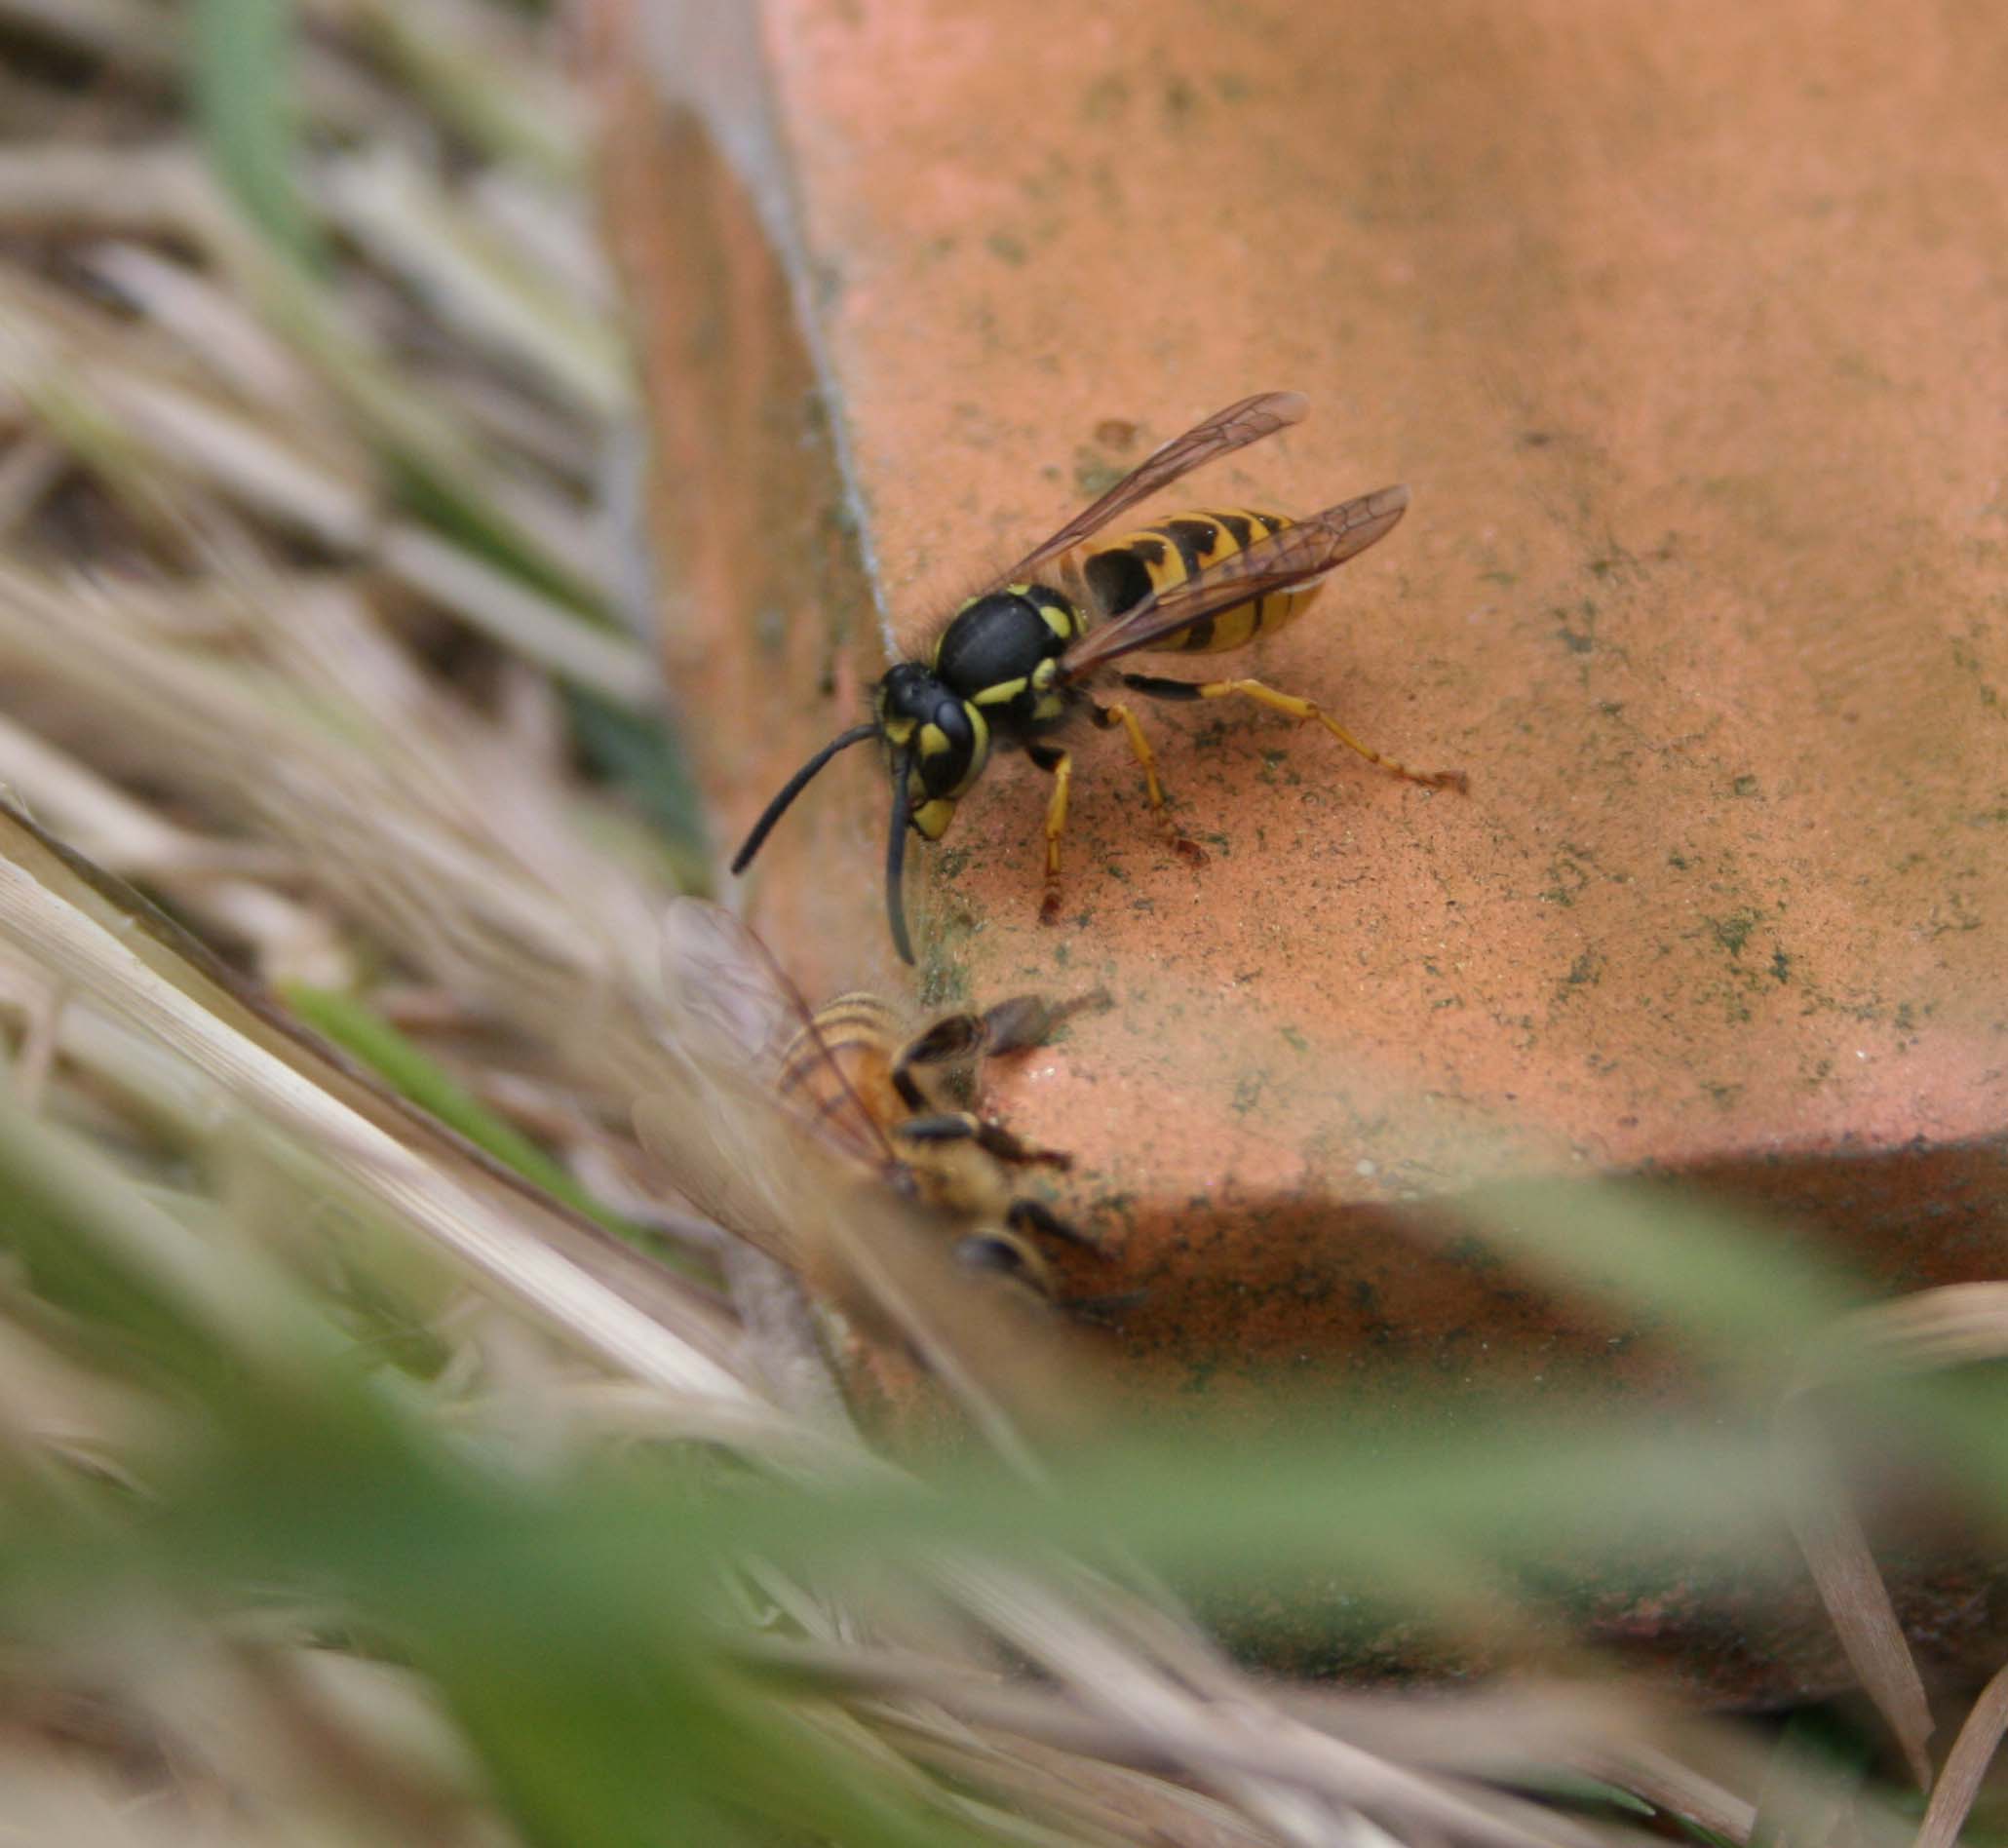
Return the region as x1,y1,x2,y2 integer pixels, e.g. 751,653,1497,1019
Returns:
1027,742,1072,925
1121,674,1467,791
1092,701,1208,866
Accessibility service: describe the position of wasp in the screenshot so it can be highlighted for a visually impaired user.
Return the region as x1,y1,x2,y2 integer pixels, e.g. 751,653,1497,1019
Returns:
645,900,1113,1317
731,391,1465,962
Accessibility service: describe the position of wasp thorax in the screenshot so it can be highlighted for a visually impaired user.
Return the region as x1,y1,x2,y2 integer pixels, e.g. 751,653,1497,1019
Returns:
932,588,1076,702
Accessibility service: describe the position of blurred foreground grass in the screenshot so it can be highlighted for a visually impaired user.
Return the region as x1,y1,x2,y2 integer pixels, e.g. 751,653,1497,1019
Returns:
4,1,2008,1844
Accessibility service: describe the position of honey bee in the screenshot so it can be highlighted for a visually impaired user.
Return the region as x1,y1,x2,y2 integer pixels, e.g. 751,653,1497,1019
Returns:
775,987,1108,1301
642,900,1112,1323
731,391,1465,961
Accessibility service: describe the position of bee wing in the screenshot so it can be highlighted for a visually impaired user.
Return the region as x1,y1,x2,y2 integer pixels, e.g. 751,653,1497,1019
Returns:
1056,485,1409,682
985,391,1307,591
633,1069,810,1268
658,898,897,1172
660,897,799,1068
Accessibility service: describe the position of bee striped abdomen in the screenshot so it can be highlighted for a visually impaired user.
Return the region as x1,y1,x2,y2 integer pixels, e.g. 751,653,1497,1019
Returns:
1077,506,1313,655
780,994,910,1131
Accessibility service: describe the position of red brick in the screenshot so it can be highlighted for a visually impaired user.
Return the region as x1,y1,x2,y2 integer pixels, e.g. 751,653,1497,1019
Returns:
597,0,2008,1695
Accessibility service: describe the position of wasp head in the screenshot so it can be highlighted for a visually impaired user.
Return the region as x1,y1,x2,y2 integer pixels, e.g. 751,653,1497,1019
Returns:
874,664,990,829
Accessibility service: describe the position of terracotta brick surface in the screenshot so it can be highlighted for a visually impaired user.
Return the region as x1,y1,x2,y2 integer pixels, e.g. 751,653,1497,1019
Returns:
602,0,2008,1691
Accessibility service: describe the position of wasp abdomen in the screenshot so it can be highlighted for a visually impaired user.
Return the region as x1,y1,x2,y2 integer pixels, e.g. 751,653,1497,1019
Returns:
1080,506,1309,655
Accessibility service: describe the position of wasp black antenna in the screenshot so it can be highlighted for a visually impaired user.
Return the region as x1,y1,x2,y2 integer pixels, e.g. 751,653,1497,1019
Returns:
730,722,879,875
885,747,915,965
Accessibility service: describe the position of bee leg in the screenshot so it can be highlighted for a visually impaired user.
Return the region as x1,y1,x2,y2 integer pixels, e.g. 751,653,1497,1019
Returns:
1005,1197,1099,1249
897,1112,1070,1170
1091,701,1208,866
1120,674,1467,791
896,1014,987,1070
953,1231,1049,1294
1026,741,1073,925
978,988,1113,1058
1063,1286,1148,1325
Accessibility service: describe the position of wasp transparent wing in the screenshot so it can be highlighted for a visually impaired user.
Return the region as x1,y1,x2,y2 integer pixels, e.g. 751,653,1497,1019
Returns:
1056,484,1409,681
987,390,1308,591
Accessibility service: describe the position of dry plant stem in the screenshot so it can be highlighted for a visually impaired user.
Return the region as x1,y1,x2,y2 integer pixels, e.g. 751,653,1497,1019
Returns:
751,1636,1628,1847
0,564,673,1096
1803,1282,2008,1381
0,151,619,604
379,523,657,701
316,148,627,417
0,824,745,1403
0,713,299,889
325,0,582,178
6,283,646,701
0,434,67,535
1578,1746,1757,1847
938,1563,1569,1848
82,244,322,414
470,169,618,311
1770,1286,2008,1794
1774,1404,1932,1790
1913,1657,2008,1848
0,0,179,73
1065,1569,1591,1839
886,1713,1270,1848
1292,1688,1757,1846
0,146,210,235
141,1640,477,1843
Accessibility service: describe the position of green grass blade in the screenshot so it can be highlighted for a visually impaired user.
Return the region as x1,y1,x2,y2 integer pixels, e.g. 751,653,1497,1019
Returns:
188,0,323,268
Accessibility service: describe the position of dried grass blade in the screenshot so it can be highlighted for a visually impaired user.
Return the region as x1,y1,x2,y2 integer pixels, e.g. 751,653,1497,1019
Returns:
1776,1284,2008,1796
1802,1284,2008,1385
0,0,179,74
1913,1658,2008,1848
0,804,746,1404
319,148,628,418
1775,1400,1933,1790
0,145,210,236
1573,1744,1756,1846
84,242,322,411
381,522,657,701
339,0,580,179
939,1565,1592,1848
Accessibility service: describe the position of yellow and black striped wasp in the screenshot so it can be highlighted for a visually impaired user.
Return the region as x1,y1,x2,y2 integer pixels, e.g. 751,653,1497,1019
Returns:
732,391,1465,962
